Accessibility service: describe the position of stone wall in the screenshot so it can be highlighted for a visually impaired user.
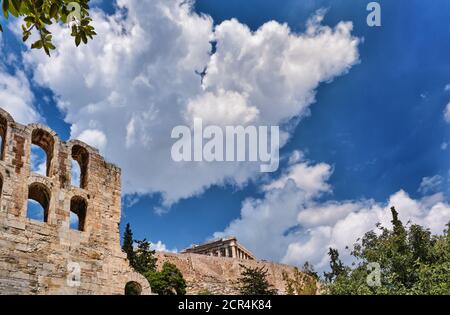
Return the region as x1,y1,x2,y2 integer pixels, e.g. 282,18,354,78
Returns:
155,252,317,295
0,108,150,295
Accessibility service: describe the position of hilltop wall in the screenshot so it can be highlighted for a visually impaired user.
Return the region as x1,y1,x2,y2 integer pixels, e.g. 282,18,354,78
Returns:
156,252,317,295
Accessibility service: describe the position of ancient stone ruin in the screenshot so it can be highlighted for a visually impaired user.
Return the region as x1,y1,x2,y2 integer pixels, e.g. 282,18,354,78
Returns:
182,237,256,260
0,108,150,295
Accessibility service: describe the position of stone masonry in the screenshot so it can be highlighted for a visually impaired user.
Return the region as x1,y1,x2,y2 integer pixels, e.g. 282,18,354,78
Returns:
0,108,151,295
156,252,317,295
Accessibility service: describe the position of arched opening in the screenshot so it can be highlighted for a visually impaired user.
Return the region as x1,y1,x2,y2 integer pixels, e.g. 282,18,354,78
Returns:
0,115,7,161
0,173,3,199
125,281,142,295
71,145,89,189
70,196,87,231
27,182,51,222
30,144,47,175
31,129,54,177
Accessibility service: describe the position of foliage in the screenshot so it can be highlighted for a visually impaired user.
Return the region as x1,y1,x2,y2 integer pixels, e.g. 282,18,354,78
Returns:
133,239,157,275
237,264,278,295
145,262,187,295
325,207,450,295
197,289,213,295
122,223,135,267
283,262,319,295
0,0,95,55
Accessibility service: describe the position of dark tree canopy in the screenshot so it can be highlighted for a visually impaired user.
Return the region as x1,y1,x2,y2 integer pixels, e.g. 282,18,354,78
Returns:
325,207,450,295
122,223,135,267
238,265,278,295
146,262,187,296
1,0,96,55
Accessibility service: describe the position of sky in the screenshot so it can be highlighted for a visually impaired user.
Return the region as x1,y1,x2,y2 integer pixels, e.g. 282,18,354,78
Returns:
1,0,449,271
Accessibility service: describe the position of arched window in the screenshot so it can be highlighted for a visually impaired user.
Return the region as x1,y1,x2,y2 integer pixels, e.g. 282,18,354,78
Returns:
71,145,89,189
0,173,3,199
30,144,47,175
125,281,142,295
31,129,54,177
0,115,7,161
70,196,87,231
27,183,51,222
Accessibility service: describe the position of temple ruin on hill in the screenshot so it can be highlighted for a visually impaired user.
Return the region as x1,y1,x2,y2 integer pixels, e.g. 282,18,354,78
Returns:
182,237,256,260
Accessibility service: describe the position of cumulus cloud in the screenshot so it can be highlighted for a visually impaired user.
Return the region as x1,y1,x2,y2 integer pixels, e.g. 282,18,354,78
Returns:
264,161,332,198
22,0,360,205
77,129,108,152
151,240,178,253
0,68,40,124
418,175,444,194
214,153,450,272
444,102,450,123
0,29,40,125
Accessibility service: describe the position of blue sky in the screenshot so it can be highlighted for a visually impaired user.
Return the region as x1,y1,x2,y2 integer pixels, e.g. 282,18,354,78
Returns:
1,0,449,269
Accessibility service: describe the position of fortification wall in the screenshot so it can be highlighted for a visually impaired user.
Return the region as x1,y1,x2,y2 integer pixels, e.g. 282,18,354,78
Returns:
156,252,316,295
0,108,150,295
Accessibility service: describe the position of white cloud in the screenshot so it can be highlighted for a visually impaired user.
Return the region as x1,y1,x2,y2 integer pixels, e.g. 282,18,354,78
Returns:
441,142,448,150
445,84,450,91
0,28,40,125
214,159,450,272
22,0,360,205
418,175,443,194
77,129,108,152
187,90,259,126
0,68,40,124
264,161,332,198
444,102,450,123
288,150,304,165
151,240,178,253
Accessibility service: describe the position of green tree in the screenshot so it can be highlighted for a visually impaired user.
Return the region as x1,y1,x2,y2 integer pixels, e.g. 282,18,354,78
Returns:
237,264,278,295
325,207,450,295
146,262,187,295
122,223,135,267
283,262,319,295
323,248,348,284
133,239,157,275
0,0,95,55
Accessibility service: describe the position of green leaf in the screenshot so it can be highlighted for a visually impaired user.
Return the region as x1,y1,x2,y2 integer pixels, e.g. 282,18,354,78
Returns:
50,3,58,18
31,39,43,49
35,0,43,9
81,31,87,44
75,34,81,46
11,0,21,12
3,0,9,18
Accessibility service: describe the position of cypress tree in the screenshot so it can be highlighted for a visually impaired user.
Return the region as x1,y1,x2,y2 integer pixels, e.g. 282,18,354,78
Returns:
122,223,135,267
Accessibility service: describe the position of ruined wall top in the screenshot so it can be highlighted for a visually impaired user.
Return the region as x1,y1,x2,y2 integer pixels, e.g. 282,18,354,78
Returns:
0,106,122,237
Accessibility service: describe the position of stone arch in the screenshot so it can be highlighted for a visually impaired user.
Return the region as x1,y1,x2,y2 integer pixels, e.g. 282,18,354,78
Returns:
71,144,89,189
124,281,142,295
124,272,152,295
70,196,87,231
27,182,51,222
30,126,56,177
